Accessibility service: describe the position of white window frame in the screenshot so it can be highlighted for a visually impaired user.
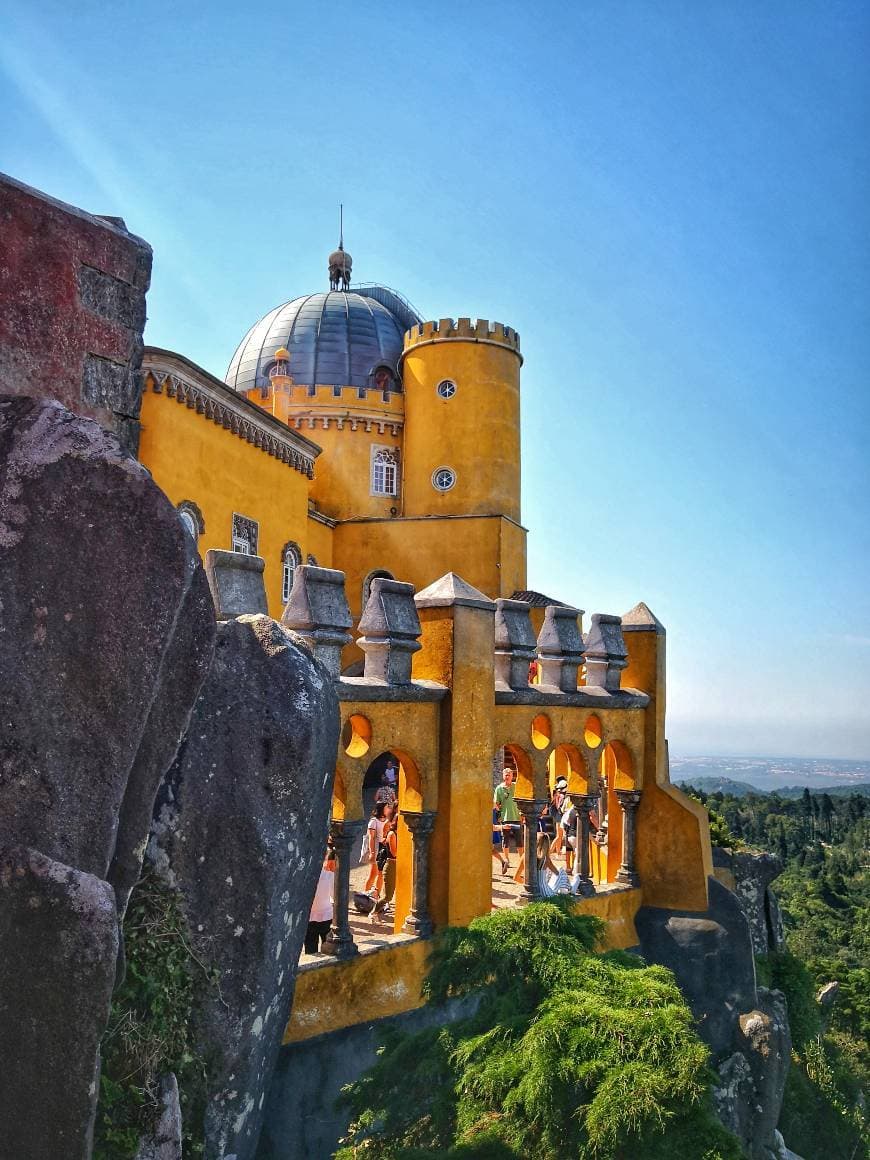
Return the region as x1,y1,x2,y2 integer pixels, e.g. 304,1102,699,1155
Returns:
436,379,457,399
231,512,258,555
281,542,302,603
432,466,456,492
371,445,399,497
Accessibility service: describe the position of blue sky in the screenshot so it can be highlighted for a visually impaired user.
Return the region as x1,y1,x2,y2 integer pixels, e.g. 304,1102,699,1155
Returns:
2,1,868,758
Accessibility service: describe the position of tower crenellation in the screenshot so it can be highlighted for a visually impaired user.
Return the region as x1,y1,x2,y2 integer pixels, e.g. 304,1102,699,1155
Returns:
403,317,521,357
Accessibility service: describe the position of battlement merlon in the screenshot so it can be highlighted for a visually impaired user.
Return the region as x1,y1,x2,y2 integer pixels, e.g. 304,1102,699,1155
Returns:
401,317,522,363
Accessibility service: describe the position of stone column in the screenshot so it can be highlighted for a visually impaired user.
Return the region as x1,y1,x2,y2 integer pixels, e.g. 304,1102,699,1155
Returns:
569,793,597,896
615,790,642,887
322,818,366,959
401,810,437,937
516,798,547,902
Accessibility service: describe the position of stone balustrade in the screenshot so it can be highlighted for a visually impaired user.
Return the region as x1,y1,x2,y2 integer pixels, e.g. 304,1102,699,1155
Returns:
357,577,422,685
583,613,628,691
282,565,353,678
536,603,585,691
494,598,537,690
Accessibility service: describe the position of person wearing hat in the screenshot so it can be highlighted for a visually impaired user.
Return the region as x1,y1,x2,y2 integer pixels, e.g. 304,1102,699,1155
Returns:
550,776,569,857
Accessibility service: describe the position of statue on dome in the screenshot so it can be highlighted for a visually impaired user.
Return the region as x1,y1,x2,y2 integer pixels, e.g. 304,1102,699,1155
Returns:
328,245,352,291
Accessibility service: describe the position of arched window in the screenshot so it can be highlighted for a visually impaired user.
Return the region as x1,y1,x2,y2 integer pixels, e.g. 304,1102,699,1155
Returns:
281,541,302,603
177,500,204,544
371,447,399,497
362,568,394,609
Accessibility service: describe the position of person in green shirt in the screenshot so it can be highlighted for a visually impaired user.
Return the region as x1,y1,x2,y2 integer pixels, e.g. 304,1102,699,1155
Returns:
494,767,522,863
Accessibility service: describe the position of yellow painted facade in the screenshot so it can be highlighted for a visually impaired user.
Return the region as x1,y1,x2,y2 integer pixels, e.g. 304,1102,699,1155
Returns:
135,262,716,1049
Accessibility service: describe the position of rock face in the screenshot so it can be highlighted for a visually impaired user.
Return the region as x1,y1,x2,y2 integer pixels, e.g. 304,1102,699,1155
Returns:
0,845,119,1160
714,848,785,956
713,988,792,1160
0,396,215,889
148,615,339,1160
0,172,152,452
636,877,757,1057
0,396,216,1154
638,877,791,1159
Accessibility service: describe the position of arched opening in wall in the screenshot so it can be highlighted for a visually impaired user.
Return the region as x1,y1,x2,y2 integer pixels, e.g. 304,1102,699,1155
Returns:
547,744,586,864
548,744,586,794
492,744,533,886
595,742,635,883
361,568,394,611
331,768,346,822
356,749,421,933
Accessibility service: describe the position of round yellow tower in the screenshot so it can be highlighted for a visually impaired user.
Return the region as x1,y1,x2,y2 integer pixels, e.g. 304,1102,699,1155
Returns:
401,318,522,522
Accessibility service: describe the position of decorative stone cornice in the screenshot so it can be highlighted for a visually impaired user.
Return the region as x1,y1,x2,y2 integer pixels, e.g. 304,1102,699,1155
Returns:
142,350,319,479
291,414,403,437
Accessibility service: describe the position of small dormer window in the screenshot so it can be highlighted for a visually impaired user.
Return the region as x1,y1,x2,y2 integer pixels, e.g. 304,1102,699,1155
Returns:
373,366,394,393
371,446,399,497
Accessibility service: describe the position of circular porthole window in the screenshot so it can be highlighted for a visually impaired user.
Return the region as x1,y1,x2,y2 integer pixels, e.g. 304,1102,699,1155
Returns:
432,466,456,492
436,379,457,399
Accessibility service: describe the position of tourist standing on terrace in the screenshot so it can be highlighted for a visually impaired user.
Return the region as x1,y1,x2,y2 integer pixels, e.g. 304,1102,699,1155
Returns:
304,847,336,954
494,768,522,865
362,802,390,894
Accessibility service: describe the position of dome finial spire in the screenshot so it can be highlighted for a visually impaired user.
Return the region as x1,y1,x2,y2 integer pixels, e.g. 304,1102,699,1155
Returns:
328,205,352,291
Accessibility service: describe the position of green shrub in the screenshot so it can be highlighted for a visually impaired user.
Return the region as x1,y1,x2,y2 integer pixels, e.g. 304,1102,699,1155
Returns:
337,901,741,1159
93,874,217,1159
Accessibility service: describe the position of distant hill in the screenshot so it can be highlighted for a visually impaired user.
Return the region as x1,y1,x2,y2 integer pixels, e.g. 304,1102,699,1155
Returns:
675,777,870,799
772,783,870,799
675,776,761,797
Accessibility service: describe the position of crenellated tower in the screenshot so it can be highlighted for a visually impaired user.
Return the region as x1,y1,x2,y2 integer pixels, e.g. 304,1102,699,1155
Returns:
401,317,522,524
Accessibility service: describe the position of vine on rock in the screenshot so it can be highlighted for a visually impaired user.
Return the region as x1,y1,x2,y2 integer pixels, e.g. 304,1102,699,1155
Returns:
93,874,218,1159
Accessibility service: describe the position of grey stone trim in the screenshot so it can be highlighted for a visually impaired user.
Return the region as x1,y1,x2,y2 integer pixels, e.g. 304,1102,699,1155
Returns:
584,613,629,691
322,819,367,960
621,601,666,635
515,798,548,901
357,578,422,685
307,507,337,528
401,810,437,937
292,414,403,437
144,354,318,478
335,678,447,703
494,599,537,691
337,512,528,532
494,687,650,709
414,572,496,611
204,550,268,620
536,604,585,692
282,565,353,679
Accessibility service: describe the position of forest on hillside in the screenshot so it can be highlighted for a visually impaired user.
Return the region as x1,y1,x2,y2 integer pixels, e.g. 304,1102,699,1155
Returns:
684,785,870,1159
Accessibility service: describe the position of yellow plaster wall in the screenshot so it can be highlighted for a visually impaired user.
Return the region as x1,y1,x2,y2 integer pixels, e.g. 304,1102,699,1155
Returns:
334,515,525,618
622,624,713,911
572,887,642,949
415,603,497,929
138,384,316,617
284,938,429,1044
492,704,646,799
305,513,334,568
402,335,521,523
246,379,404,522
334,698,441,934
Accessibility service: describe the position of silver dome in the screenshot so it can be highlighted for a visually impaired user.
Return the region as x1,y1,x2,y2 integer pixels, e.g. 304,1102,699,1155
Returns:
225,290,419,392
